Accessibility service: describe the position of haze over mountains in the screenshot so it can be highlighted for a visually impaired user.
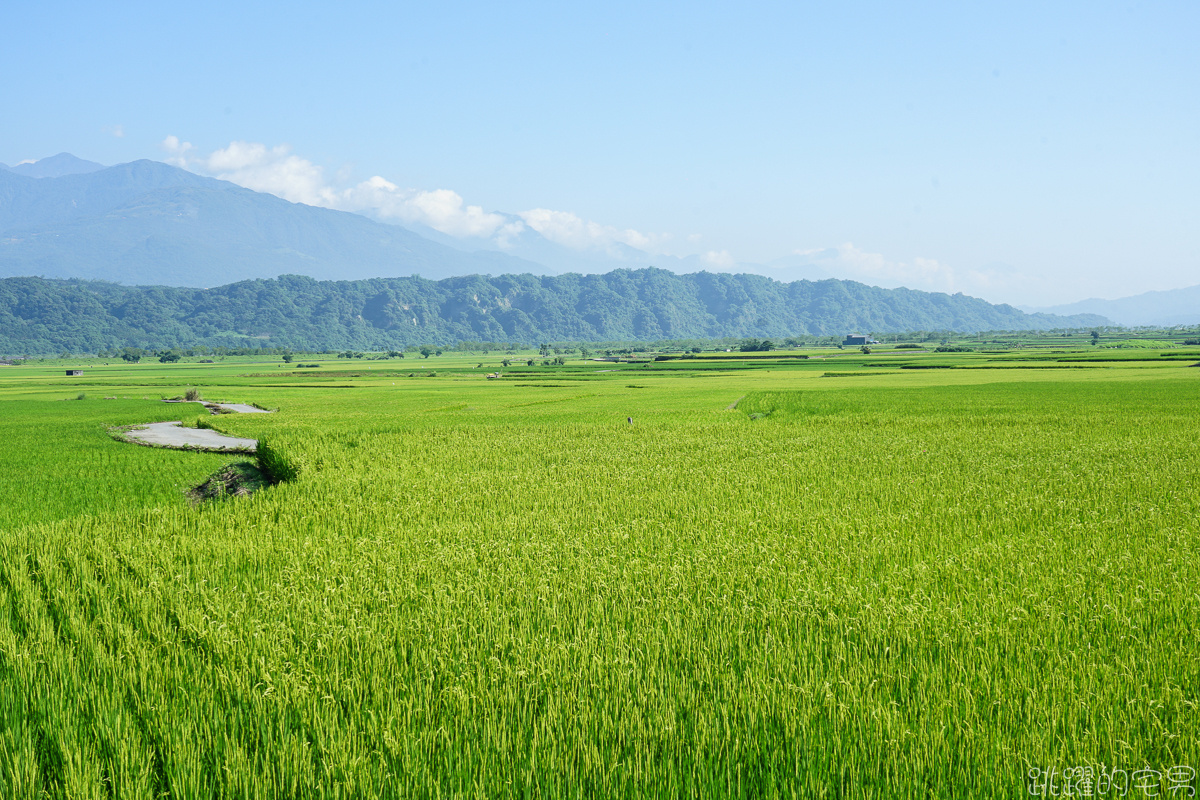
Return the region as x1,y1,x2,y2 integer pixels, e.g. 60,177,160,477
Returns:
0,154,835,288
0,156,556,287
401,216,836,284
1,152,1187,340
0,153,106,179
1024,286,1200,328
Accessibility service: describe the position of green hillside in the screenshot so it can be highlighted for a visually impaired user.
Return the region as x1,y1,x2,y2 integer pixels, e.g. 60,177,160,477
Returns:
0,270,1109,354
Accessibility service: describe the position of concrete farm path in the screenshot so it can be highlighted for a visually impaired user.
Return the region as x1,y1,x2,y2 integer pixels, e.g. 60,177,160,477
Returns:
120,401,272,452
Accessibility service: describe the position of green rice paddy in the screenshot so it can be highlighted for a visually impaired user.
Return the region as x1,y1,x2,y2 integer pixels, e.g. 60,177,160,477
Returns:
0,347,1196,797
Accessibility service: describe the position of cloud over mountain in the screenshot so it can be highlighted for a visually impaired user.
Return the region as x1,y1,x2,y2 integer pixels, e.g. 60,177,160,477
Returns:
162,137,1055,302
783,244,1052,304
516,208,668,254
162,137,669,256
0,158,555,287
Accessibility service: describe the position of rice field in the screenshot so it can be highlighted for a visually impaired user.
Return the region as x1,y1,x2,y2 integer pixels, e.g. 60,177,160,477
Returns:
0,349,1196,797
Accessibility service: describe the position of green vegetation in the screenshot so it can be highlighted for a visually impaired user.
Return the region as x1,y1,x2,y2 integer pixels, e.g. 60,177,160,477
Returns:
0,270,1114,355
0,346,1196,797
0,397,232,530
1099,339,1178,349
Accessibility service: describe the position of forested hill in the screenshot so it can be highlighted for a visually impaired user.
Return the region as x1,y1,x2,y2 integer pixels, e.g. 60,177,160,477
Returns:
0,269,1110,354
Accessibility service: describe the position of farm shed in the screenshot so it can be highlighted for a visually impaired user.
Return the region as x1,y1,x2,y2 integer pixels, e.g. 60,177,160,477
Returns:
66,370,83,376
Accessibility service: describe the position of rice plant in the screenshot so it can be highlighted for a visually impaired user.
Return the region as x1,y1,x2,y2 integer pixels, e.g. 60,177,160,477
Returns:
0,355,1196,797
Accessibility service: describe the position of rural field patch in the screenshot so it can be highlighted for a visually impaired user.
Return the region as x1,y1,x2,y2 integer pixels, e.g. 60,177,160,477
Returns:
0,350,1196,797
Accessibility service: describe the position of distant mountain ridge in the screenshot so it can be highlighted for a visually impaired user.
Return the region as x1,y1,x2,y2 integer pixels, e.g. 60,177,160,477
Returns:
0,154,839,289
0,270,1110,354
1026,285,1200,327
402,217,836,283
0,158,556,286
1,153,105,178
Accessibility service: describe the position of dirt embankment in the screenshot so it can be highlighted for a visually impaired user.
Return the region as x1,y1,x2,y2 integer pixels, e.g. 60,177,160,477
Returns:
187,462,272,502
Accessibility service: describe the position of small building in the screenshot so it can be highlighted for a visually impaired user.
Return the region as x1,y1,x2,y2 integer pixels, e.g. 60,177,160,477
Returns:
66,369,83,376
843,334,869,346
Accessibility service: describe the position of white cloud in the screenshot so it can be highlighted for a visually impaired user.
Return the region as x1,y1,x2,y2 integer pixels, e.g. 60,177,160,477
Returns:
160,135,193,167
200,141,337,207
162,137,511,239
159,137,679,257
517,208,667,254
701,250,735,268
164,138,332,205
789,243,1039,302
493,220,527,248
343,179,509,238
104,124,125,138
808,244,959,289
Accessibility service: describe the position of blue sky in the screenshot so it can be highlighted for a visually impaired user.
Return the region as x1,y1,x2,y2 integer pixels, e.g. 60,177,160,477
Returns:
3,0,1196,305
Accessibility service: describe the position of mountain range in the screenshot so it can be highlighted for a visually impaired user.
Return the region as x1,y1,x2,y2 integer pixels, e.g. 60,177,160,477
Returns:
0,153,1146,348
0,154,838,288
0,153,106,179
1024,286,1200,327
400,217,836,283
0,156,557,287
0,270,1111,355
